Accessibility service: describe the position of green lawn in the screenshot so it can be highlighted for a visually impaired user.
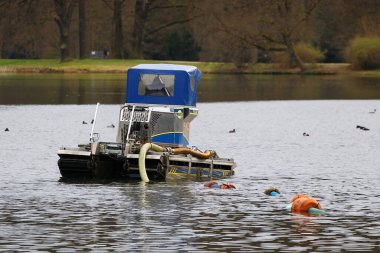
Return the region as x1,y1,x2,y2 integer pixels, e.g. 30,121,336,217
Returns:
1,58,378,76
0,59,220,73
0,59,158,72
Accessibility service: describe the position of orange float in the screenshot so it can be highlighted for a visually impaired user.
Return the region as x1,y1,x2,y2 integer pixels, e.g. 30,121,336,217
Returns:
290,194,321,213
291,194,310,203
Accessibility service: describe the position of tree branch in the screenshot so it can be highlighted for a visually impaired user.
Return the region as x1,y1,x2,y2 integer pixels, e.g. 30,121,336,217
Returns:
150,4,186,11
288,0,320,36
213,11,286,52
147,15,199,35
262,34,283,44
66,0,77,22
101,0,113,10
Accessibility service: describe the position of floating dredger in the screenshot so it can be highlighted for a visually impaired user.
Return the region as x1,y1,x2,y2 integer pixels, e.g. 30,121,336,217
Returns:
57,64,236,182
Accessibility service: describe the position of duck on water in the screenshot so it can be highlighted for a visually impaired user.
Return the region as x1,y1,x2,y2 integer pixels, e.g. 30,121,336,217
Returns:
57,64,236,182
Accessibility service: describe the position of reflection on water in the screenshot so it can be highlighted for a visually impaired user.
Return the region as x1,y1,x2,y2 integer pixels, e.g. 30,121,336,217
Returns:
0,101,379,251
1,73,380,104
0,74,126,104
201,74,380,101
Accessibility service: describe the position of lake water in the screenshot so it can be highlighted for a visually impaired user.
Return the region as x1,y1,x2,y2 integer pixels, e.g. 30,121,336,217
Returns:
1,73,380,104
0,74,379,252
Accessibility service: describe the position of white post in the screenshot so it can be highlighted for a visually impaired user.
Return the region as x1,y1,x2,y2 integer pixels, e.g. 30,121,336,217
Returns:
126,105,136,142
90,102,100,142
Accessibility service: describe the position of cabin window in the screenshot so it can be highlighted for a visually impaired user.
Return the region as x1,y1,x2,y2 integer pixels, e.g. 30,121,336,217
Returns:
138,74,175,97
190,76,195,91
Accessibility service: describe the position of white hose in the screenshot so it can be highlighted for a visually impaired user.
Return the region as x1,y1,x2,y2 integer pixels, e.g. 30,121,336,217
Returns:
138,143,166,182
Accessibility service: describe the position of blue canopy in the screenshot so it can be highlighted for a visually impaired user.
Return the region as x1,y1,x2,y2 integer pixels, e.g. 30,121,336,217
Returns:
125,64,202,107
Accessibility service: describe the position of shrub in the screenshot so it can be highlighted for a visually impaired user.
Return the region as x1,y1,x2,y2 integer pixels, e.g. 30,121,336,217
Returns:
345,37,380,69
294,42,325,63
272,42,324,67
163,30,201,61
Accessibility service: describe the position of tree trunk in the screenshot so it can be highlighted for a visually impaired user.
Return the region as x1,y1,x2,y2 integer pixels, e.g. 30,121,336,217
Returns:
55,17,69,62
59,32,69,62
53,0,77,62
132,0,147,58
283,36,305,71
78,0,86,59
0,42,4,58
112,0,124,58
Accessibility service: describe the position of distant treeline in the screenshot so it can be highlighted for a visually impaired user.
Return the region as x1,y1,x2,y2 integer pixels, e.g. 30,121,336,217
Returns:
1,0,380,70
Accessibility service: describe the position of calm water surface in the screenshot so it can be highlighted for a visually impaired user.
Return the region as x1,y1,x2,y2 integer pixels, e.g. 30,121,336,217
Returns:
0,101,379,252
1,73,380,104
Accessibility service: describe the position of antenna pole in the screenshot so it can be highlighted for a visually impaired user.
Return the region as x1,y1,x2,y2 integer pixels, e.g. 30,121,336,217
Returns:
90,102,100,142
126,105,136,142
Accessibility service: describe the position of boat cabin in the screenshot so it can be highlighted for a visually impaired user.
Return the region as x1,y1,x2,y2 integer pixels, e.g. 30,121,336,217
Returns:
117,64,202,147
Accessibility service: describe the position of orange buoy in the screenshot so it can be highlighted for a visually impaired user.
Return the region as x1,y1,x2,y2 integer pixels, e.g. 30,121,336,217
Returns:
291,194,309,203
291,195,321,213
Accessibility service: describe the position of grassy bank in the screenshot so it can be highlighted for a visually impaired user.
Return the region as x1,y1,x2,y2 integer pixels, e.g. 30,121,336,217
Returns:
0,58,376,75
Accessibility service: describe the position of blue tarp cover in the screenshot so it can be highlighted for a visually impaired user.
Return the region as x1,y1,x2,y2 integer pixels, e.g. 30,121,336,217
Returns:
126,64,202,107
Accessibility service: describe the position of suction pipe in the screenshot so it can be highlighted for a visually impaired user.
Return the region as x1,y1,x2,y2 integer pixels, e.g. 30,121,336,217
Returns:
138,143,166,182
138,143,215,182
171,148,214,159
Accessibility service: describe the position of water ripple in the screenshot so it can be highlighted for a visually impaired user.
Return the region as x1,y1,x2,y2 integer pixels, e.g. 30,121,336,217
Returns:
0,101,379,252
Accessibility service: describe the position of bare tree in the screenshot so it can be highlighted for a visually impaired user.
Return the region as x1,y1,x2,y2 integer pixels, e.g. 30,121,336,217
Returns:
0,0,13,58
52,0,78,62
260,0,320,70
102,0,126,58
131,0,154,58
78,0,86,58
4,0,380,64
0,0,47,58
213,0,320,70
131,0,198,58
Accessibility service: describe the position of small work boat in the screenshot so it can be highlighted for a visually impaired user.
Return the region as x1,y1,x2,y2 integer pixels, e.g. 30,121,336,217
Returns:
57,64,236,182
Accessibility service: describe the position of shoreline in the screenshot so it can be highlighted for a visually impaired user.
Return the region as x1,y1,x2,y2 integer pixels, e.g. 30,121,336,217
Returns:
0,59,379,76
